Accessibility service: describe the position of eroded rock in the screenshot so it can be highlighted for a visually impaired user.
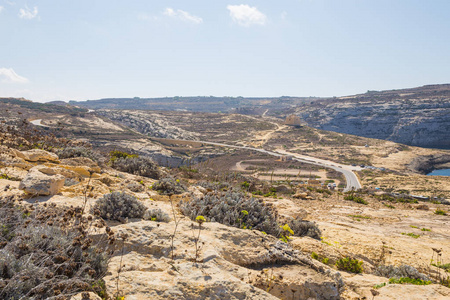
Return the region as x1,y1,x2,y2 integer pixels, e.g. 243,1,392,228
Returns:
19,166,65,195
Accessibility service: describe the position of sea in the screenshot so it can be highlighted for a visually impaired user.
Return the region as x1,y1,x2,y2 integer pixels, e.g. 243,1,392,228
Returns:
427,169,450,176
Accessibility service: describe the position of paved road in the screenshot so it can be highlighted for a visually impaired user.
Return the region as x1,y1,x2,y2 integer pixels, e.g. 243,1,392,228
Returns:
176,139,362,192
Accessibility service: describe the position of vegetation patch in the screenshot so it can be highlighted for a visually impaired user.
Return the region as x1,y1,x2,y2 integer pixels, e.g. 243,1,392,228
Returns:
92,191,147,222
435,209,447,216
335,257,363,273
401,232,420,238
0,195,112,299
111,154,160,179
388,277,432,285
152,177,187,195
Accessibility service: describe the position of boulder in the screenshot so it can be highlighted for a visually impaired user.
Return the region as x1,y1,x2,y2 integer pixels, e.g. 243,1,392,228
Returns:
293,192,308,199
21,149,59,162
19,166,65,195
188,185,206,199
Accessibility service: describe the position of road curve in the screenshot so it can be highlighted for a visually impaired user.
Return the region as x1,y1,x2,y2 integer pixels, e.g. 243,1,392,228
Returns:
166,139,362,192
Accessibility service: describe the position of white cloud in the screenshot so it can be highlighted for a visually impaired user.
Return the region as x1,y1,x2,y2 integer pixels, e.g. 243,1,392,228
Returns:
0,68,29,83
163,8,203,24
18,6,38,19
0,6,4,13
227,4,267,27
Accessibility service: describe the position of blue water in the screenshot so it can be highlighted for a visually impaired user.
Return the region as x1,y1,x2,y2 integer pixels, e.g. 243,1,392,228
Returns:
427,169,450,176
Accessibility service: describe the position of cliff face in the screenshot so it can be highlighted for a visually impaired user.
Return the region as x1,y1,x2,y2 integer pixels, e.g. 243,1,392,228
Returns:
295,85,450,149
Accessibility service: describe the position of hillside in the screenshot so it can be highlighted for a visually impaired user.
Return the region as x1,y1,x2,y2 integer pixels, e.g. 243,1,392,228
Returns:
293,84,450,149
1,121,450,299
68,84,450,149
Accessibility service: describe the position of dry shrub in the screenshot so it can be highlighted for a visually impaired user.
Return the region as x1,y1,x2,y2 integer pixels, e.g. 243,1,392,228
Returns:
92,192,147,222
0,195,113,299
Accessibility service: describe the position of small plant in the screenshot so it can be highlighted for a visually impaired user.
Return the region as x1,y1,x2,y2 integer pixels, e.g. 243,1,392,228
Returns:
279,223,294,243
401,232,420,238
409,225,418,229
388,277,432,285
335,257,363,273
421,228,431,232
383,203,395,209
143,208,171,222
240,181,250,189
374,282,386,289
92,191,147,222
238,210,249,229
169,194,184,260
435,209,447,216
191,215,206,263
311,252,329,264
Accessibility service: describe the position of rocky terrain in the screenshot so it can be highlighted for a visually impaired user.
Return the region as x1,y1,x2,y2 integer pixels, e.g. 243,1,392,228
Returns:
69,84,450,149
1,129,450,299
292,84,450,149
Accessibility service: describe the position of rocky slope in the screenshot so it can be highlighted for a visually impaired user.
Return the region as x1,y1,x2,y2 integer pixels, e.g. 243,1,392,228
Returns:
1,144,450,299
294,85,450,149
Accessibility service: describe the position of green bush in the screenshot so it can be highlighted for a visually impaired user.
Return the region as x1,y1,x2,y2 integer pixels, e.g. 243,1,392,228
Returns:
388,277,432,285
344,194,368,205
335,257,363,273
435,209,447,216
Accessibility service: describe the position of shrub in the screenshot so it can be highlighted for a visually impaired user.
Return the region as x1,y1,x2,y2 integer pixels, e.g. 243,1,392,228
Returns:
288,217,322,240
143,208,171,222
388,277,432,285
335,257,363,273
57,146,103,163
109,150,137,161
152,177,187,195
111,156,160,179
92,192,147,222
279,223,294,243
435,209,447,216
0,195,111,299
344,195,368,205
179,190,280,236
376,264,430,281
126,181,145,192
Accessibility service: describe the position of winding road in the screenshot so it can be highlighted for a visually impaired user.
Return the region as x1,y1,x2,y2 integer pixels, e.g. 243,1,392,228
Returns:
176,139,362,192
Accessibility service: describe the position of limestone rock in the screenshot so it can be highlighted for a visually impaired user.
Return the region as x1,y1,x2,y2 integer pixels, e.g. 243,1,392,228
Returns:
19,166,65,195
188,185,206,199
21,149,59,162
293,192,309,199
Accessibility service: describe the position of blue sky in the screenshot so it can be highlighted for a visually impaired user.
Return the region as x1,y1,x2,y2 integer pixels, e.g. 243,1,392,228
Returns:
1,0,449,102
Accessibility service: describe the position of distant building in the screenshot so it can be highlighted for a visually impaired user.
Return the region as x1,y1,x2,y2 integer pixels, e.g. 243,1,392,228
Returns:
284,115,301,127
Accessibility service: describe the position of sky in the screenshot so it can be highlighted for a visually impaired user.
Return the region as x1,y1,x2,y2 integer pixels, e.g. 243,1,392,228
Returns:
1,0,449,102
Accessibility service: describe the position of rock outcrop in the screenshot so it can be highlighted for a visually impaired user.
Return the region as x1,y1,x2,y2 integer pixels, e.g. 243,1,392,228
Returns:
19,166,65,195
294,85,450,149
